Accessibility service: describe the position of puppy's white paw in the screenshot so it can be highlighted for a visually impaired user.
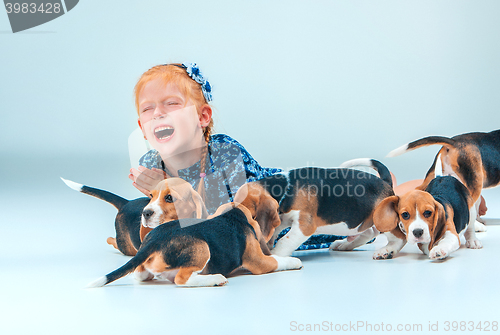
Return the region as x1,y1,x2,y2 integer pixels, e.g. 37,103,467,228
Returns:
212,274,228,286
271,255,303,271
474,220,487,232
429,247,449,260
134,269,154,282
289,257,303,270
466,238,483,249
373,247,396,260
180,273,228,287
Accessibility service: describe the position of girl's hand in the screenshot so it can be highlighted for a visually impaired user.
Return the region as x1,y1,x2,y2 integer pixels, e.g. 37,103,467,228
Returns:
129,166,165,197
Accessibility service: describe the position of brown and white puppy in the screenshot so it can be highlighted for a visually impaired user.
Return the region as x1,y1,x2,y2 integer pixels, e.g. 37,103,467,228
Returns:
248,159,395,257
373,175,482,260
87,202,302,288
388,129,500,230
209,182,282,255
62,177,207,256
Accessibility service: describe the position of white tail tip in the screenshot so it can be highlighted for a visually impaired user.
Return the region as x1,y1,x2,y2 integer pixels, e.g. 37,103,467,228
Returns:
86,276,107,289
387,144,409,157
340,158,372,169
60,177,83,192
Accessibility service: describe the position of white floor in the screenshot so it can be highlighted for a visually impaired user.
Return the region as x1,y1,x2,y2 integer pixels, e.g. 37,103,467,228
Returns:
2,156,500,335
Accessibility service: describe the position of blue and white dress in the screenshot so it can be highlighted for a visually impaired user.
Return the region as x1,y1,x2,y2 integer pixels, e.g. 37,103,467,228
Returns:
139,133,343,250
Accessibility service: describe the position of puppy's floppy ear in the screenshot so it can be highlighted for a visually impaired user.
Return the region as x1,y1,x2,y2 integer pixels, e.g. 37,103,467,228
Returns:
255,197,281,243
140,225,152,242
428,200,448,250
373,195,400,232
190,189,208,219
235,183,280,241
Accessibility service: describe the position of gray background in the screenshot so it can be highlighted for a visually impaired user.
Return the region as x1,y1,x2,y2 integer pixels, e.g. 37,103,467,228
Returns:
1,2,500,334
2,0,500,200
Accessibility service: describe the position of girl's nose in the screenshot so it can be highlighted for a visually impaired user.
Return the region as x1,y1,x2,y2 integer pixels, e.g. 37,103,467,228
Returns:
153,105,166,118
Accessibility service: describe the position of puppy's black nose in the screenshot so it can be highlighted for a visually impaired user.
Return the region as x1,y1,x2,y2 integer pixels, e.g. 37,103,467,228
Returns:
143,209,154,220
413,228,424,238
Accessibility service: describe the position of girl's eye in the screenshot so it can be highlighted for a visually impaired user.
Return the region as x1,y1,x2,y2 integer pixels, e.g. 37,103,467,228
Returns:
423,210,432,218
401,212,410,220
141,107,153,114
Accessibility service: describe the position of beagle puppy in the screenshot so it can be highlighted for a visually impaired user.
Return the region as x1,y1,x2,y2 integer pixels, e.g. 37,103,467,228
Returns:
87,204,302,288
388,129,500,229
253,159,395,257
373,175,482,260
61,177,207,256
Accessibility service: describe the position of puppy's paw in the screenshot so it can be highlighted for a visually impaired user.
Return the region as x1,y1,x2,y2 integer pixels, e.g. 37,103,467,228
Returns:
271,255,303,271
429,247,449,260
466,238,483,249
329,240,354,251
134,269,154,282
287,257,303,270
106,237,118,249
177,273,228,287
474,220,487,232
212,274,228,286
373,248,395,260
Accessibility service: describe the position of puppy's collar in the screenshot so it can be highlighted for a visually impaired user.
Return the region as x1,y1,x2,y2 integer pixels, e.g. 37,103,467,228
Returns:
398,221,407,235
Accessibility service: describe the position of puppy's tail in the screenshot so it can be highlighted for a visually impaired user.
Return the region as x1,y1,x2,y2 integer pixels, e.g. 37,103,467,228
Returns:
86,244,155,288
387,136,456,157
340,158,393,188
60,177,129,211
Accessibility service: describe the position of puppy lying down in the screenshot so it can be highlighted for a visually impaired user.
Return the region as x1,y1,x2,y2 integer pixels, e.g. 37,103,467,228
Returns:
88,204,302,288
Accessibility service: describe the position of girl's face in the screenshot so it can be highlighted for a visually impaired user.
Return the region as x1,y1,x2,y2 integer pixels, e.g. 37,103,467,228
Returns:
138,78,209,158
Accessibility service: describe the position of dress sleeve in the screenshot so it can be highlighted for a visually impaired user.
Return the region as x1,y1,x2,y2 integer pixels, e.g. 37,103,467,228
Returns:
138,149,162,170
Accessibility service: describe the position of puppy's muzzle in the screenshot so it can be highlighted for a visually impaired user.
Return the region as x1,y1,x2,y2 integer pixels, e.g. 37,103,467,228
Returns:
412,228,424,238
142,209,155,227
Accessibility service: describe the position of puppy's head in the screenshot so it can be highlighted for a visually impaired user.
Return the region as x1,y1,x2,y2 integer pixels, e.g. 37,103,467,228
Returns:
373,190,446,248
233,182,281,242
141,178,208,230
209,182,281,243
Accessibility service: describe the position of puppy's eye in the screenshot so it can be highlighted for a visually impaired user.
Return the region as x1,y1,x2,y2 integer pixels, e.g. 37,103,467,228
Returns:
149,193,153,198
165,194,175,203
401,212,410,220
423,210,432,218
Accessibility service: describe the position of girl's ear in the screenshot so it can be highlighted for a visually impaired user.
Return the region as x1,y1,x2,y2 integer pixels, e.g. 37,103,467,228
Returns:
199,104,212,128
373,195,400,232
137,119,147,139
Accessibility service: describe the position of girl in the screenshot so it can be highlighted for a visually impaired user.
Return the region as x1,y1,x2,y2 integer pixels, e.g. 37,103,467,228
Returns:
129,62,342,249
129,63,281,214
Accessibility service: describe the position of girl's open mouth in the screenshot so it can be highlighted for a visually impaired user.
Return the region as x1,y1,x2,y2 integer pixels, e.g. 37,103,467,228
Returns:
154,126,175,141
